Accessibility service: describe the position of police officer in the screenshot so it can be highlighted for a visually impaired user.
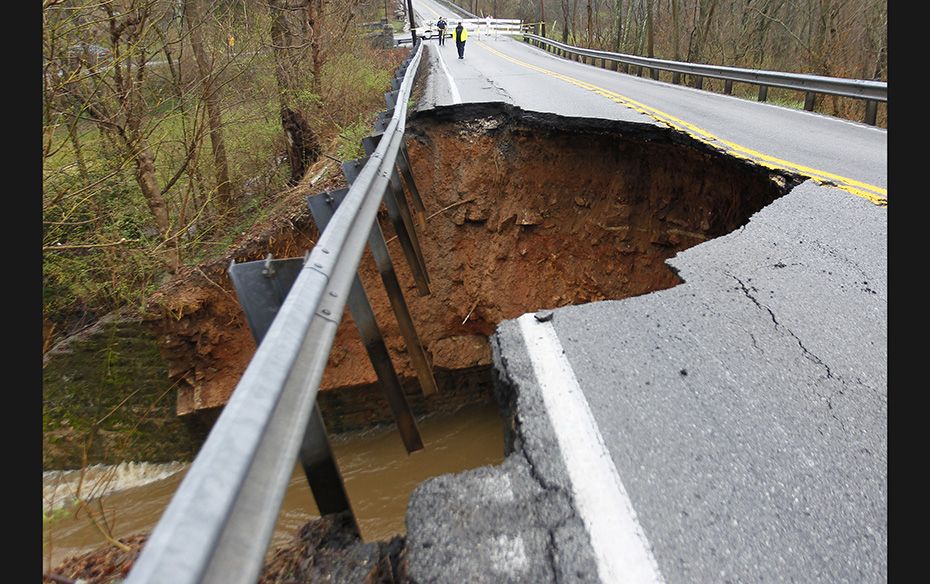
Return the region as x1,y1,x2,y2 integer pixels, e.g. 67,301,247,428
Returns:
437,17,447,46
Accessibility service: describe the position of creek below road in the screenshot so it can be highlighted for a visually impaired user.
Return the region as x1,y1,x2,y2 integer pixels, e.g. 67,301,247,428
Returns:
43,401,504,571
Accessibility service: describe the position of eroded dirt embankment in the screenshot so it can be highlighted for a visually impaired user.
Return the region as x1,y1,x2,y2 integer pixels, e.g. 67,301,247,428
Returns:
152,102,799,420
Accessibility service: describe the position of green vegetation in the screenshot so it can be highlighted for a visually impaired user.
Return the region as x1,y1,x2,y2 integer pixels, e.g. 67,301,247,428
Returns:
43,1,410,347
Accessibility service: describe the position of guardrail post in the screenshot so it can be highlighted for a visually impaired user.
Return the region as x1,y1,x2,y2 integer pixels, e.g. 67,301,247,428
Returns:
364,131,427,230
693,75,703,90
803,91,816,111
651,67,659,80
637,65,644,77
864,100,878,125
622,62,629,74
724,79,733,94
307,193,425,453
385,89,400,110
612,59,619,71
373,108,394,133
396,145,429,224
228,257,356,520
364,132,429,238
343,157,431,296
758,84,768,102
672,72,681,85
320,188,438,397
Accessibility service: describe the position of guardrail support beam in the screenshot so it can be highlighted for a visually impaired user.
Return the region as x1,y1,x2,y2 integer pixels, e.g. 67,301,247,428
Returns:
865,100,878,125
320,188,439,397
724,79,733,94
758,84,769,102
307,193,425,454
363,134,429,254
385,89,400,110
693,75,703,90
397,144,429,224
344,157,431,296
300,405,356,515
804,91,815,111
228,257,356,520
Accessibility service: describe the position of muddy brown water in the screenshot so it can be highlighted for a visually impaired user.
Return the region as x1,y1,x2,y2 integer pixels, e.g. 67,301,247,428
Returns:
43,401,504,571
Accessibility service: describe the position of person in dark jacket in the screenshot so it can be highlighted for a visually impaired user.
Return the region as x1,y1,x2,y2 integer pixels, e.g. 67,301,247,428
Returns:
437,17,447,45
454,22,468,59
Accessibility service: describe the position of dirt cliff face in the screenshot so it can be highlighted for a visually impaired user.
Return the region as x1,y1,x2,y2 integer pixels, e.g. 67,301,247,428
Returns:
148,103,798,418
144,177,327,415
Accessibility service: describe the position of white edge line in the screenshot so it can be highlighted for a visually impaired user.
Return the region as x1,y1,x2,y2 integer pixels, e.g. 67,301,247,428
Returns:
434,43,462,104
517,313,664,584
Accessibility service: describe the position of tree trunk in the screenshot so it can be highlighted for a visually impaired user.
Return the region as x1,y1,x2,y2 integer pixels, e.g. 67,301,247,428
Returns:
280,106,320,186
269,0,292,109
540,0,546,36
307,0,325,94
561,0,571,42
645,0,653,57
571,0,579,43
671,0,680,60
613,0,623,52
68,119,89,181
134,140,179,272
269,1,320,185
182,0,235,219
691,0,718,63
623,0,637,51
586,0,592,46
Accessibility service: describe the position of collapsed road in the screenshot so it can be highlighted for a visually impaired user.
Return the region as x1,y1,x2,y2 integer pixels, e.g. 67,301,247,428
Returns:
116,13,885,582
394,5,887,582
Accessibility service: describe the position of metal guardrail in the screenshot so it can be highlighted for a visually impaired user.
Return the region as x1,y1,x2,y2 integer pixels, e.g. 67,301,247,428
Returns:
124,38,426,584
521,33,886,125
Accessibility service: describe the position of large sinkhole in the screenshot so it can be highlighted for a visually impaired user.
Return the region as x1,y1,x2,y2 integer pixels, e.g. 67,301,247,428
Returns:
284,102,802,547
317,102,799,417
44,104,805,561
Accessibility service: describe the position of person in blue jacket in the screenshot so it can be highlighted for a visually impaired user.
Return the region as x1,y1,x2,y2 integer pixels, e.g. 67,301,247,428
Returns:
437,17,447,45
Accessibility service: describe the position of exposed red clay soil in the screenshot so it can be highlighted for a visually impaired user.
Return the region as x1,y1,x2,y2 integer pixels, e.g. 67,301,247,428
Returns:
147,102,797,418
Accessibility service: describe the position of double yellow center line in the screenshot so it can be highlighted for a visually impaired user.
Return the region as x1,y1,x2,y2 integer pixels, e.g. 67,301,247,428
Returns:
477,41,887,206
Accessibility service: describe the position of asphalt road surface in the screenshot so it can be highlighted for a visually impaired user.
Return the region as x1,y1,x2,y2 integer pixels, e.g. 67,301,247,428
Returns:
402,3,886,582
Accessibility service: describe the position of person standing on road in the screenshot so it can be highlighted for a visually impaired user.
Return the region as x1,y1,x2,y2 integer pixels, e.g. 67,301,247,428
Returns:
455,21,468,59
437,17,447,46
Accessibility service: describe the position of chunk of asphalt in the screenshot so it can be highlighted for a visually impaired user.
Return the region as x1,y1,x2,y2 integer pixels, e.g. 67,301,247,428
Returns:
535,309,554,322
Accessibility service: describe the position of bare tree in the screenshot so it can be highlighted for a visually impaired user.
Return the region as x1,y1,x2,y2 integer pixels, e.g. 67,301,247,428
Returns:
47,0,182,271
268,0,321,185
182,0,235,220
560,0,571,42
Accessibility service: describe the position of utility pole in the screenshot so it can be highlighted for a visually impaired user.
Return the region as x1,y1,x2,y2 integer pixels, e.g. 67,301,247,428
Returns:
407,0,416,43
540,0,546,37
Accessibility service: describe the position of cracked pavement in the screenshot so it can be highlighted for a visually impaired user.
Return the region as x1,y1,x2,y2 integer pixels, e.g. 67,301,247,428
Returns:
405,179,886,582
